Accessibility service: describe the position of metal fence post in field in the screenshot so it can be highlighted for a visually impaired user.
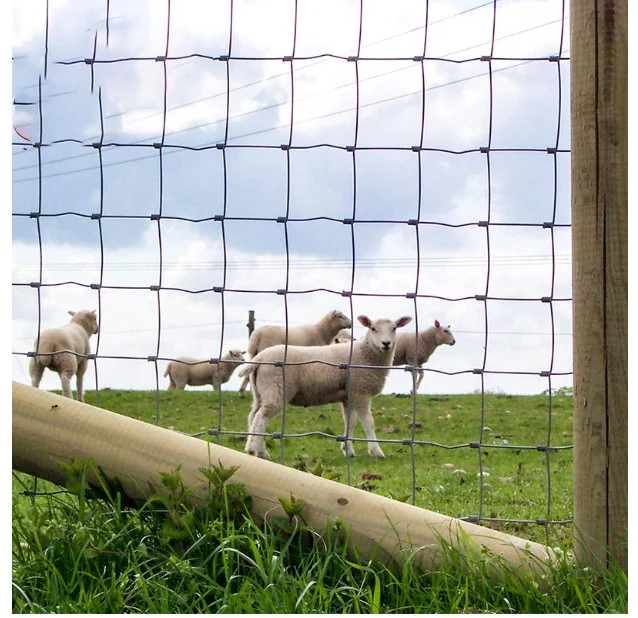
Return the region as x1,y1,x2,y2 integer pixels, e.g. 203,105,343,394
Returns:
570,0,627,572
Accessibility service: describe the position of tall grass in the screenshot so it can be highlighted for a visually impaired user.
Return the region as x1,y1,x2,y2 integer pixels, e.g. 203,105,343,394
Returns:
80,389,576,547
12,389,627,612
12,462,627,613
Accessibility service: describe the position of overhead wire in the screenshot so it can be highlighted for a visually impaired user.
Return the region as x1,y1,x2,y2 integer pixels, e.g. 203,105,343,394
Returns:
12,253,571,273
12,5,568,180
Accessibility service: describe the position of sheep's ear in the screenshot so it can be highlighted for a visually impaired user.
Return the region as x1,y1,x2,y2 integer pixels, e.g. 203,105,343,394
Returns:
396,316,412,328
68,310,76,317
434,319,440,328
357,315,372,328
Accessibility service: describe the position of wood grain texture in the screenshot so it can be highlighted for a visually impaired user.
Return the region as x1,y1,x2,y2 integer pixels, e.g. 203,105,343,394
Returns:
570,0,627,571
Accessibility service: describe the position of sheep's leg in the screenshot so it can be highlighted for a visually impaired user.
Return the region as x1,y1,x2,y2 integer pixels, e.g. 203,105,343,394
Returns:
246,368,262,428
211,368,221,392
409,366,423,395
354,398,385,458
247,403,258,429
59,370,74,399
408,367,418,396
245,402,280,459
238,374,250,398
29,360,44,389
245,369,266,456
340,403,357,458
76,362,87,402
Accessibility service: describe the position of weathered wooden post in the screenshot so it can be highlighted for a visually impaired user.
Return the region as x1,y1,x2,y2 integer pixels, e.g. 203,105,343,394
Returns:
570,0,627,572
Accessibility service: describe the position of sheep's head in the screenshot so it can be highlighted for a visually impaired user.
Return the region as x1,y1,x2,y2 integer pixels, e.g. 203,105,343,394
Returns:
69,309,99,335
358,315,412,352
226,349,246,363
330,310,353,330
333,328,354,344
434,319,455,346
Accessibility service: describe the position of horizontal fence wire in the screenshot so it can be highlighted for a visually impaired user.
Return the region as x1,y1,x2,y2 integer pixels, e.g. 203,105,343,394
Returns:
12,0,572,548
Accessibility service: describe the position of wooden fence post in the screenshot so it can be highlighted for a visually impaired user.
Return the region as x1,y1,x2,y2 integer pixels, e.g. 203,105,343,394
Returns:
570,0,627,572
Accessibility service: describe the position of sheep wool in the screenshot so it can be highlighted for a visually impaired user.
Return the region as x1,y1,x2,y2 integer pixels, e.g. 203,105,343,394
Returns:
238,309,353,398
164,349,246,391
392,320,456,393
240,314,411,460
28,309,99,402
332,328,354,344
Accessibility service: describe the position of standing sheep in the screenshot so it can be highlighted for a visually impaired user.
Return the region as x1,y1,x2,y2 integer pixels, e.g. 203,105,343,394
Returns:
28,309,99,402
238,309,353,398
164,349,246,391
392,319,456,394
239,314,412,460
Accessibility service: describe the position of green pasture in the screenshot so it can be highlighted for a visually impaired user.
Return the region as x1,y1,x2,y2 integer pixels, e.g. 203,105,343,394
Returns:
39,387,575,548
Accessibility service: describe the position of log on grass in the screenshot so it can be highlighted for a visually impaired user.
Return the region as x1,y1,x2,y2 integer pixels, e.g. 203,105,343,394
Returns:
12,381,558,577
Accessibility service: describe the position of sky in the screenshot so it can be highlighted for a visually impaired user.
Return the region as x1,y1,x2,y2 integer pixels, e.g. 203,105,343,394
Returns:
11,0,575,397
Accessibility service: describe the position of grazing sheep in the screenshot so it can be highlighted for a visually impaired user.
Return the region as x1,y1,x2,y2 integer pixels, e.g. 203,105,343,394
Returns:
392,320,456,394
28,309,99,402
239,314,412,459
164,349,246,391
332,328,354,344
238,309,353,398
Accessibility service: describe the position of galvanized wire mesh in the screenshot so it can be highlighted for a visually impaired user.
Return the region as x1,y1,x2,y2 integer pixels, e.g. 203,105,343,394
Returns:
13,0,572,546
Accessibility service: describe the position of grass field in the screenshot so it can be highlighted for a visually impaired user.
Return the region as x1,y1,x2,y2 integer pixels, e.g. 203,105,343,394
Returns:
13,386,629,613
19,386,575,549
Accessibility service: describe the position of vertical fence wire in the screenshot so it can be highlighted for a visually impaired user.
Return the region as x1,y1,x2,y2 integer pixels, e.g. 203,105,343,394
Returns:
12,0,574,537
91,88,106,408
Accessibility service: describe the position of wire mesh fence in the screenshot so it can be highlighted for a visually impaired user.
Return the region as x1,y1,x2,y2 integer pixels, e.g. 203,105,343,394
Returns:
12,0,573,546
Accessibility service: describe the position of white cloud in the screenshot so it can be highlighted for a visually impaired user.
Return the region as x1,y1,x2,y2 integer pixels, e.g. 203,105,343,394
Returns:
11,0,573,397
12,213,572,395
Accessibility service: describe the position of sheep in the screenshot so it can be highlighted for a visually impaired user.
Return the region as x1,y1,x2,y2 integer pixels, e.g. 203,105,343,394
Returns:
238,309,353,398
239,314,412,460
332,328,354,344
164,349,246,391
392,319,456,394
28,309,99,402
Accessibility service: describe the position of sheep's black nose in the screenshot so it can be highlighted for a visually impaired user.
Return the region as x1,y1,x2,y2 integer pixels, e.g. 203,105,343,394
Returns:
382,341,391,350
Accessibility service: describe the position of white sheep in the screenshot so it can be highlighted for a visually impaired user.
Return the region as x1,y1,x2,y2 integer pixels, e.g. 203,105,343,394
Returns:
392,319,456,394
28,309,99,402
332,328,354,344
164,349,246,391
238,309,353,398
239,314,412,459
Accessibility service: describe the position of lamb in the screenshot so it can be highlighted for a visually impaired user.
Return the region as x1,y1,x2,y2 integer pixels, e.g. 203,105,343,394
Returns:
238,309,353,398
332,328,354,344
28,309,99,402
239,314,412,460
164,349,246,391
392,319,456,394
